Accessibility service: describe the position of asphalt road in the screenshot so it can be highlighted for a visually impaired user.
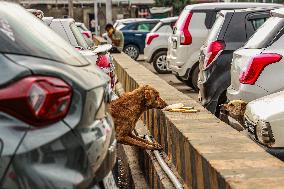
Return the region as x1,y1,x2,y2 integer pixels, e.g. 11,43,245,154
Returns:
137,58,199,102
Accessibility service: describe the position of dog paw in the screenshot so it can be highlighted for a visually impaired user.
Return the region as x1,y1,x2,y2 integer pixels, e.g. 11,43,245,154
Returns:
153,143,163,150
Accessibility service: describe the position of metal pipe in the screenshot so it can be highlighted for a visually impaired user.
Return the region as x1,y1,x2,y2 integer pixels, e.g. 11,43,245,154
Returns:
145,135,184,189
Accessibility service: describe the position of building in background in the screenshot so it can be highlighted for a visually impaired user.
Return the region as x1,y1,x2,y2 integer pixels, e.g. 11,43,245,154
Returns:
13,0,154,34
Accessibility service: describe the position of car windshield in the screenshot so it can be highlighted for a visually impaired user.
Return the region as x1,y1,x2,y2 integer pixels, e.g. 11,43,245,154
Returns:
175,9,190,32
206,13,224,45
244,17,284,49
0,4,89,66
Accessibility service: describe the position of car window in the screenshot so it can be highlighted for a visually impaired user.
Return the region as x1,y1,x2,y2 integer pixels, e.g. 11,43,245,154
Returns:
224,13,246,42
137,23,156,32
244,17,284,49
151,22,162,32
206,13,224,45
70,22,89,50
250,18,267,30
0,6,89,66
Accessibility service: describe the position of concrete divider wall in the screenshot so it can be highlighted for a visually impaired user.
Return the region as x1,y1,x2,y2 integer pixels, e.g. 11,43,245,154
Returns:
112,53,284,189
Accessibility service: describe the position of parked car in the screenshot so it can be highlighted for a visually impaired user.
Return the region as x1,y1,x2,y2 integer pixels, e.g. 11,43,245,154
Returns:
0,3,116,188
198,6,282,115
244,91,284,149
120,19,159,60
76,21,92,39
114,18,147,30
144,16,178,74
168,2,279,90
227,8,284,103
43,17,116,89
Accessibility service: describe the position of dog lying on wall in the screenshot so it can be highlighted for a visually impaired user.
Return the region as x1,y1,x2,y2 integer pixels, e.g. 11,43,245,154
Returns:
109,85,167,150
220,100,248,130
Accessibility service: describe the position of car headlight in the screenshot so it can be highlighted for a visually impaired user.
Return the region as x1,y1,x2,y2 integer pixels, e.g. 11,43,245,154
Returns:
255,120,275,147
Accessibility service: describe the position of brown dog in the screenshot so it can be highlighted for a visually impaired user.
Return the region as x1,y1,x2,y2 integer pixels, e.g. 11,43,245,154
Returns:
109,85,167,150
221,100,248,125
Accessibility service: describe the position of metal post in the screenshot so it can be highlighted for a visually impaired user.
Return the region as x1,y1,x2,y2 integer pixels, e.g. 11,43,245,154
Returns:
68,0,74,18
106,0,112,24
94,0,99,36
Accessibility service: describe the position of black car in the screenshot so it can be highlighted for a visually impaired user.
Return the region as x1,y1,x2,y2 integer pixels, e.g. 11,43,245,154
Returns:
0,3,116,189
198,7,281,115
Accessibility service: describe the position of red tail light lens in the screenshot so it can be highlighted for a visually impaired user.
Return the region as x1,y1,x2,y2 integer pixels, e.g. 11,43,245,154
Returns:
0,76,72,127
146,33,159,45
96,55,110,68
205,40,225,68
96,55,115,88
180,12,193,45
239,53,282,85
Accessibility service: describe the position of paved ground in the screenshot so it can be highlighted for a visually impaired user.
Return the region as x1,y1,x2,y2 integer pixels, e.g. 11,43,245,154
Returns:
137,57,199,102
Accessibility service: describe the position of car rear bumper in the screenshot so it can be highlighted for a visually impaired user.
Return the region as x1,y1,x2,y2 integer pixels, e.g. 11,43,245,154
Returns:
144,45,152,63
227,84,268,103
0,115,116,189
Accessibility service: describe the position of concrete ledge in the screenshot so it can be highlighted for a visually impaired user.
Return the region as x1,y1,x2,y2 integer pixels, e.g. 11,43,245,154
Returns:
113,53,284,189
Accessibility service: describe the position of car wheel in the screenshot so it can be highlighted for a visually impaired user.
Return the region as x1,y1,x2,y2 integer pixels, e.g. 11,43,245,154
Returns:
153,51,171,74
123,44,139,60
191,65,200,91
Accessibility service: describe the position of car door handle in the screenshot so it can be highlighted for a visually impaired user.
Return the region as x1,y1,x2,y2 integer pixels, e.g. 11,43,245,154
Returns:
135,34,143,36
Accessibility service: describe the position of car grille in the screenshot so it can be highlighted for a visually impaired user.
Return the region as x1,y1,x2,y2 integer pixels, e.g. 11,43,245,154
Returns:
244,116,256,135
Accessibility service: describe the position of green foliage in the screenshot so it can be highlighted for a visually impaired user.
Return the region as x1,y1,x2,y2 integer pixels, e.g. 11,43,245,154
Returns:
154,0,191,15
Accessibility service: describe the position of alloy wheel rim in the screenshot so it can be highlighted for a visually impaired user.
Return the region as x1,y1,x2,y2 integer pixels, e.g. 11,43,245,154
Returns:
125,46,138,59
156,55,167,71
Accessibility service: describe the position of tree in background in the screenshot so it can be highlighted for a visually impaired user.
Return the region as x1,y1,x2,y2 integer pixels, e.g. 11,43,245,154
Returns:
155,0,191,15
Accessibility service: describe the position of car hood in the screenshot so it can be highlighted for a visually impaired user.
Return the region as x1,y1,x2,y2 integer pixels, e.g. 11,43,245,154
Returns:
245,90,284,122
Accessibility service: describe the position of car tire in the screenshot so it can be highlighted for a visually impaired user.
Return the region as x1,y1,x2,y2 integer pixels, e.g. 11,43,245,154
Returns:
123,44,139,60
152,51,171,74
191,65,200,91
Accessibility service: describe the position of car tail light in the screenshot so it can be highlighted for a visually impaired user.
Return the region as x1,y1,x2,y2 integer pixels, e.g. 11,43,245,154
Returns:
146,33,159,45
0,76,72,127
96,54,115,88
239,53,282,85
205,40,225,68
82,31,91,38
180,12,193,45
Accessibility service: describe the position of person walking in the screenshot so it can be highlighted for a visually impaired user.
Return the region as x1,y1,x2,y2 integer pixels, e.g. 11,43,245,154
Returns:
105,23,124,53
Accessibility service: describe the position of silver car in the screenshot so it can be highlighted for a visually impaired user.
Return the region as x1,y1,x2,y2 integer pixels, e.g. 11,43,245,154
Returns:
144,17,178,74
227,8,284,103
245,90,284,148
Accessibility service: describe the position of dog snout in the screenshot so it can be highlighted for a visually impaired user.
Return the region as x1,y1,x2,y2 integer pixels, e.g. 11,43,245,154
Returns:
220,104,229,114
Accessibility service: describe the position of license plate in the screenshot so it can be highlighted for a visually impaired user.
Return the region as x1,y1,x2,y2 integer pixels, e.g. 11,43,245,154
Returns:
103,172,118,189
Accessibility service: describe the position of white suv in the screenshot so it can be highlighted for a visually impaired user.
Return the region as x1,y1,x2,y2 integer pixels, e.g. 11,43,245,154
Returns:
144,17,177,74
227,8,284,103
168,2,277,90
